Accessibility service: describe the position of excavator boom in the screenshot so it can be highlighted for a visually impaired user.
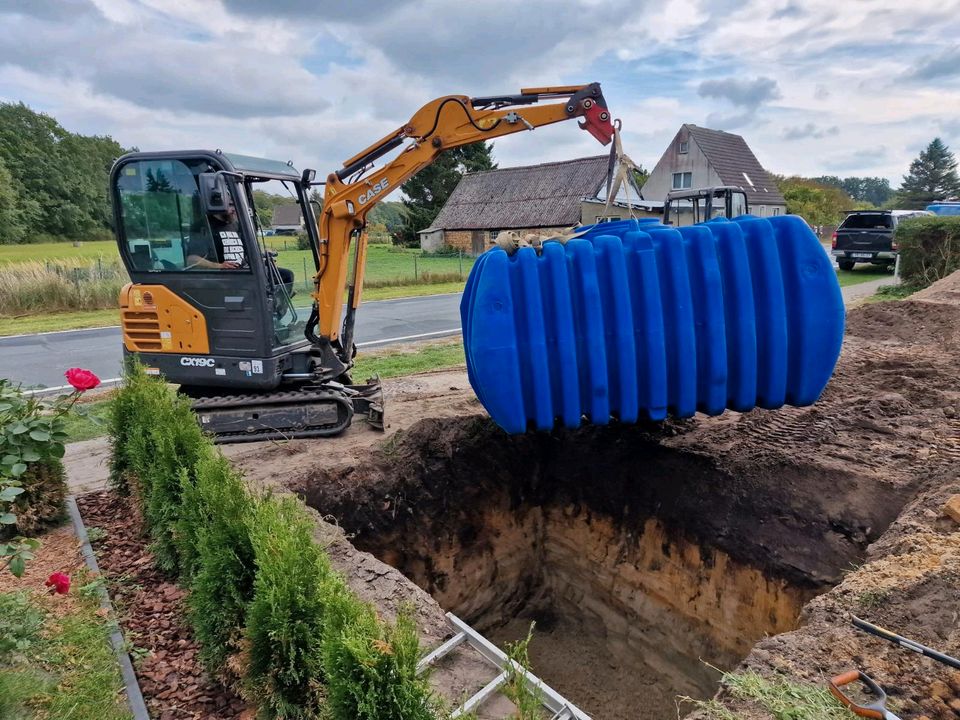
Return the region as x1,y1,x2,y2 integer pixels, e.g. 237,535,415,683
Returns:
110,83,614,442
310,83,613,378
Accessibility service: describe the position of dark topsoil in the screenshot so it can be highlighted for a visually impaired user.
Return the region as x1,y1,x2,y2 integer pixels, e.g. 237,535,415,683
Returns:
286,276,960,718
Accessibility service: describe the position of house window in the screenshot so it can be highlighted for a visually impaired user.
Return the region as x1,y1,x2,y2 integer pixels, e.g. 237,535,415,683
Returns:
772,206,781,216
672,172,692,189
595,216,611,224
489,230,500,240
679,140,689,154
759,205,766,217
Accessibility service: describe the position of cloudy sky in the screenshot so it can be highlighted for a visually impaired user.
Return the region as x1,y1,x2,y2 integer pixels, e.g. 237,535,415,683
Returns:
2,0,959,186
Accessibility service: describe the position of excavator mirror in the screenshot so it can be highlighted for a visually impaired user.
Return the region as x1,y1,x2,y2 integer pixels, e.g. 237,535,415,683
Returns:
199,172,230,214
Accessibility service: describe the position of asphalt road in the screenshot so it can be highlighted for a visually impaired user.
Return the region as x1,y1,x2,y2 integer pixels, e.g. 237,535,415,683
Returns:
0,292,464,393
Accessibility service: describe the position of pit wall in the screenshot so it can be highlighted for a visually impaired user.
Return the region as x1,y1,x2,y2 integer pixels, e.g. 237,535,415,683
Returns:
292,416,907,707
375,496,811,696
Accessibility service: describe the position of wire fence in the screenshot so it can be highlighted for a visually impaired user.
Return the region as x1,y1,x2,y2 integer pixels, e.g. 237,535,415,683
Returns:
290,250,472,291
0,260,126,315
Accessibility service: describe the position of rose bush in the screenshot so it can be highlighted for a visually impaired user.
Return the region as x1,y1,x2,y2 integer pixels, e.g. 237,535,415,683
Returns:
44,571,71,595
1,369,99,576
65,368,101,392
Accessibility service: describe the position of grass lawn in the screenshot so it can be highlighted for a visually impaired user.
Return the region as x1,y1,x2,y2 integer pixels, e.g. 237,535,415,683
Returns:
0,583,131,720
836,267,894,287
0,240,118,265
0,239,475,288
0,240,470,336
62,395,115,443
267,243,474,290
353,339,464,380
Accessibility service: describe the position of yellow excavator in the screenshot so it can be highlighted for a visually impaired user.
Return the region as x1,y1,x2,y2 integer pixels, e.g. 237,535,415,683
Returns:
110,84,614,441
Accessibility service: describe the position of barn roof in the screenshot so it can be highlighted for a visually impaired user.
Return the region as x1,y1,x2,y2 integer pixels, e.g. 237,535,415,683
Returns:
685,124,785,206
429,155,611,230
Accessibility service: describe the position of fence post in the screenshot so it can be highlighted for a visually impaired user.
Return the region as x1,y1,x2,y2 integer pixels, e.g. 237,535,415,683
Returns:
414,256,418,282
302,257,308,290
459,250,463,279
97,257,103,279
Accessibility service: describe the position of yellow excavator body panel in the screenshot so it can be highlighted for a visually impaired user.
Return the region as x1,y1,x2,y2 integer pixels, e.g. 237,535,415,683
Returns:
119,283,209,355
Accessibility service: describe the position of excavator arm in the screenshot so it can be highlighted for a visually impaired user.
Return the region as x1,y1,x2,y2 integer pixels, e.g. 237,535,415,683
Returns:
311,83,614,373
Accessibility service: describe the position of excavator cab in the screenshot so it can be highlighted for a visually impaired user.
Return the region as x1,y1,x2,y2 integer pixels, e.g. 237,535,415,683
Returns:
111,150,316,392
663,186,748,226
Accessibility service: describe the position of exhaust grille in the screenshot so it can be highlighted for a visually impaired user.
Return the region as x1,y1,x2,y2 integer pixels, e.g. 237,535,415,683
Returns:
122,310,163,351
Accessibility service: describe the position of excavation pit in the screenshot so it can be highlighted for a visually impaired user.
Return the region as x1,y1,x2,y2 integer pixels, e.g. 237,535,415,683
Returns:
294,416,907,719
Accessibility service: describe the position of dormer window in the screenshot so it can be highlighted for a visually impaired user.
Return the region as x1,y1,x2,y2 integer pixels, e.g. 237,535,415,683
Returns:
679,140,689,154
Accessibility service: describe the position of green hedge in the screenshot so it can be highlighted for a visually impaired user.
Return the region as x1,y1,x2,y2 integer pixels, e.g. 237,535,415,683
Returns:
110,363,438,719
895,215,960,288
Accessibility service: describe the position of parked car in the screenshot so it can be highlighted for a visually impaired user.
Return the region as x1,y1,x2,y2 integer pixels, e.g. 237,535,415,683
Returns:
831,210,932,271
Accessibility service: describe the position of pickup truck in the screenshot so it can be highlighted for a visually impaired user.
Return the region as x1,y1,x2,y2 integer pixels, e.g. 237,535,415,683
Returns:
831,210,931,271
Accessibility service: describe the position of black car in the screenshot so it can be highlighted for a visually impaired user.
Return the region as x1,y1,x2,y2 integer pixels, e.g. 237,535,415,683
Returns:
831,210,931,271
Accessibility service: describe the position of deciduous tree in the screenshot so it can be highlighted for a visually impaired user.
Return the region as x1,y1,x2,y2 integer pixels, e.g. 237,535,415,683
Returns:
776,176,851,226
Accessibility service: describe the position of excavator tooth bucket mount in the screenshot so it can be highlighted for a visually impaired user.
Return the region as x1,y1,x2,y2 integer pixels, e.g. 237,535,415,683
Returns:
538,83,615,145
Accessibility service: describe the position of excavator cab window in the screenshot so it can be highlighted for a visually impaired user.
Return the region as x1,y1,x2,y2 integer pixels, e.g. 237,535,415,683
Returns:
237,177,307,348
115,158,250,273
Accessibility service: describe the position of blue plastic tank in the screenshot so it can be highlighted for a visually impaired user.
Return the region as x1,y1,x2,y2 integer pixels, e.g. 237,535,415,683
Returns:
460,215,845,434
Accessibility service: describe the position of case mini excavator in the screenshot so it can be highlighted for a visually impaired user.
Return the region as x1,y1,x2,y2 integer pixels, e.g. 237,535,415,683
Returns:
110,84,614,442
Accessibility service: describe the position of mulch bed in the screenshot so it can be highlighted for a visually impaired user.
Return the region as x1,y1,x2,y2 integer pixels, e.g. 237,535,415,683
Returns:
76,490,251,720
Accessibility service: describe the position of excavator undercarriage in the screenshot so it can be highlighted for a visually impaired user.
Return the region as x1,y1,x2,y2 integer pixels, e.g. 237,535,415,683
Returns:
185,381,384,443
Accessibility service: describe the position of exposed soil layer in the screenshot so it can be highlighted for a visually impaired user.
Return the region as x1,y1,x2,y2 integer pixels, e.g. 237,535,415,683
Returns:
274,272,960,718
75,491,250,720
290,414,900,719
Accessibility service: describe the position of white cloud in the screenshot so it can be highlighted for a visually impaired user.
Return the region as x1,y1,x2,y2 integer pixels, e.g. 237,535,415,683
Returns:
0,0,959,187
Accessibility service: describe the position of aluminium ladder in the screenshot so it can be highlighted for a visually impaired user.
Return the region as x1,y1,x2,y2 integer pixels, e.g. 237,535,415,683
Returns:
417,612,592,720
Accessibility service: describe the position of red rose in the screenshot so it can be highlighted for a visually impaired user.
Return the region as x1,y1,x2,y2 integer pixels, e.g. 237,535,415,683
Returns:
45,572,71,595
64,368,100,392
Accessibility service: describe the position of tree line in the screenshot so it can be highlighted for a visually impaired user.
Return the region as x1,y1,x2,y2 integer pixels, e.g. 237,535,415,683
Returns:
0,103,126,243
2,98,958,245
778,138,960,226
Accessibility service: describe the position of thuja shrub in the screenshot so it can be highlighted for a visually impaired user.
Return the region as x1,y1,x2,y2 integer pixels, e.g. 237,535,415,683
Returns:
107,362,152,494
180,453,257,675
109,366,440,719
896,215,960,288
113,363,208,573
245,496,335,718
323,604,437,720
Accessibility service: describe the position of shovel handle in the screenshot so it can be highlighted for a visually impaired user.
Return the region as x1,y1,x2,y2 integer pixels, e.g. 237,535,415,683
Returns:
829,670,886,719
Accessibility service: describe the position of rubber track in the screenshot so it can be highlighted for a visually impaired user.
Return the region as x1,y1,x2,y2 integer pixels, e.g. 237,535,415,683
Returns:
188,388,353,443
